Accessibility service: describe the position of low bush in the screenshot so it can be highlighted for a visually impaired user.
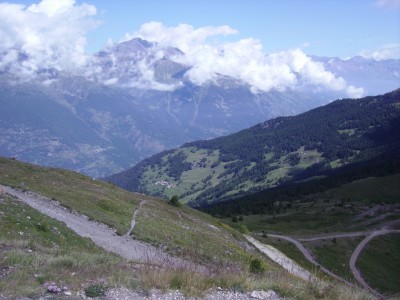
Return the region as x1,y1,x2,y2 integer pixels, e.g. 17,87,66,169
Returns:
84,284,106,298
239,224,249,234
169,195,181,207
249,258,266,274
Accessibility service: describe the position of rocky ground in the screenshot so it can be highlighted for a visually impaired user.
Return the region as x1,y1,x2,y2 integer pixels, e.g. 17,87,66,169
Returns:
26,287,286,300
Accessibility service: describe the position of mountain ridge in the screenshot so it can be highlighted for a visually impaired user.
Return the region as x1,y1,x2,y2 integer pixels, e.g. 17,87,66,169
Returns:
107,89,400,206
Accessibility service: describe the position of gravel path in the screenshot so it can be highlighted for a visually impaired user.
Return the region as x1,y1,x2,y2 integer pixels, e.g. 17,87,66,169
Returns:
297,231,370,242
244,235,317,282
126,199,146,236
105,288,286,300
265,228,400,296
349,229,400,297
267,234,356,287
1,185,200,271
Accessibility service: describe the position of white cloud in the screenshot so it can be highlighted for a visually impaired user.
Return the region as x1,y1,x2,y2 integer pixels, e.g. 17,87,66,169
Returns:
103,77,118,86
124,22,238,53
122,56,183,92
346,85,364,98
0,0,99,77
359,44,400,60
125,22,363,97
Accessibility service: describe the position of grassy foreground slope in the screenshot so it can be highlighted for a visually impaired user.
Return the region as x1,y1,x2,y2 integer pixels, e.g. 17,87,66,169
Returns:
0,193,126,298
0,157,373,299
0,157,138,235
0,157,250,267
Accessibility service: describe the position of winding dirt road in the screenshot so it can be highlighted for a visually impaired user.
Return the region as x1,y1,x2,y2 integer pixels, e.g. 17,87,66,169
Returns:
244,235,318,282
349,229,400,296
267,234,355,287
297,231,369,242
1,185,200,271
268,229,400,298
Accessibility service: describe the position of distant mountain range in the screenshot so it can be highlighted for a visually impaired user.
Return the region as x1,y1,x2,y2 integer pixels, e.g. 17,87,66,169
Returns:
107,89,400,207
1,38,399,177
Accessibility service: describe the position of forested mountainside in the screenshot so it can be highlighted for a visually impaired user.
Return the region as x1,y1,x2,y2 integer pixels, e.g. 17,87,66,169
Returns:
200,149,400,216
108,89,400,207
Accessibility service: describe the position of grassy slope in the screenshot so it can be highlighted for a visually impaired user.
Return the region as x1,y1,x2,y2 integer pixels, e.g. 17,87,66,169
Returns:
0,157,139,235
138,146,323,203
0,157,253,268
235,174,400,235
0,157,375,299
0,194,130,298
133,199,250,266
141,147,230,203
323,174,400,204
304,237,363,282
228,174,400,296
231,200,355,235
357,233,400,295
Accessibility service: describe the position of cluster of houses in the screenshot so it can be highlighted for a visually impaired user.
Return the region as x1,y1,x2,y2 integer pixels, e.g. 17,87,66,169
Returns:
155,180,175,189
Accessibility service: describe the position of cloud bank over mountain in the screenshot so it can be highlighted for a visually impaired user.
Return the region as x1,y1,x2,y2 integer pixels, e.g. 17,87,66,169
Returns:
124,22,364,97
359,44,400,60
6,0,400,98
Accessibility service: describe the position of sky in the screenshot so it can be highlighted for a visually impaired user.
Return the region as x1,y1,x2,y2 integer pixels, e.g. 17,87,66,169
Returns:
3,0,400,58
92,0,400,59
0,0,399,96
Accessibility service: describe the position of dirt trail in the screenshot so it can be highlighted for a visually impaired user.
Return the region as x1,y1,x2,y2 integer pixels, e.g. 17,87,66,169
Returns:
244,235,318,282
126,199,146,236
268,229,400,297
297,231,370,242
267,234,355,287
349,229,400,297
1,185,201,271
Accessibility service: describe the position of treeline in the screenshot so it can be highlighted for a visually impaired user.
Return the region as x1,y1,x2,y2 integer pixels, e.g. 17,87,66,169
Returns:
197,148,400,217
186,90,400,164
105,148,174,192
166,151,192,180
183,90,400,204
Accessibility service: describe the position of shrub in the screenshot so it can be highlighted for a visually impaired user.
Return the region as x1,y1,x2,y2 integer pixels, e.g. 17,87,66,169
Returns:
169,274,184,289
249,258,266,274
35,221,50,232
84,284,105,298
239,224,249,234
169,195,181,207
